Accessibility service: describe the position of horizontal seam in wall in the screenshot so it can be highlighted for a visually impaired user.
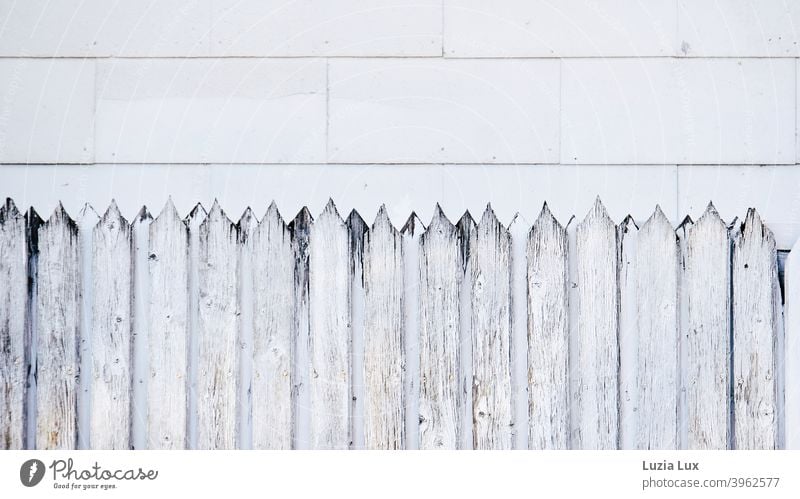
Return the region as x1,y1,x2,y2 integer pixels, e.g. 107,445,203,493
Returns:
1,55,799,61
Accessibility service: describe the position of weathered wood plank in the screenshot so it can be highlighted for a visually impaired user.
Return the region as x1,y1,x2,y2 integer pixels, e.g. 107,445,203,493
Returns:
617,215,638,450
635,206,679,449
130,207,152,450
289,207,313,449
401,212,423,449
456,211,475,450
185,203,206,449
509,213,529,450
347,209,368,449
90,201,132,449
147,200,188,449
787,233,800,449
733,209,779,449
36,203,80,450
574,198,619,449
237,208,257,449
197,200,240,449
251,203,294,449
24,208,42,450
685,204,730,449
363,206,405,449
0,199,27,449
469,205,512,450
527,203,569,450
419,205,462,449
308,200,351,449
77,204,99,450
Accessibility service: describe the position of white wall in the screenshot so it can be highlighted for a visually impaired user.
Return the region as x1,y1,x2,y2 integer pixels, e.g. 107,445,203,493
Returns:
1,0,799,248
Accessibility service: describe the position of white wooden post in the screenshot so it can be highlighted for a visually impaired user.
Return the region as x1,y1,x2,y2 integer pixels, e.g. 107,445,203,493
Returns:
90,201,132,449
401,213,424,449
36,204,80,450
635,206,679,449
289,207,312,449
363,206,405,449
574,198,619,449
470,205,512,450
684,204,730,449
251,203,294,449
527,203,569,449
347,209,367,449
147,200,189,449
419,206,462,449
237,208,257,450
197,201,240,449
308,200,351,449
0,199,27,449
617,215,638,450
732,209,780,449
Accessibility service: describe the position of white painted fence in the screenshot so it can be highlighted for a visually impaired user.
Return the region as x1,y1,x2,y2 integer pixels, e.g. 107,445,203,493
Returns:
0,197,793,450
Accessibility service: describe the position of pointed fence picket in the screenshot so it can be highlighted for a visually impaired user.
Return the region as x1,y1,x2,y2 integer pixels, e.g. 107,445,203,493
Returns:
0,199,27,450
90,202,132,449
0,197,791,450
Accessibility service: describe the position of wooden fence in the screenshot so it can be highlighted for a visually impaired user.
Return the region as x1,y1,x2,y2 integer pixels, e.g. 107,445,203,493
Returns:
0,197,796,450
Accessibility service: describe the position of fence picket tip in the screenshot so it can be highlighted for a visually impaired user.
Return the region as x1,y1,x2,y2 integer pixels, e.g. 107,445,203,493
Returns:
186,203,207,223
98,200,127,225
456,210,476,230
263,201,282,222
322,198,340,218
426,206,454,234
289,206,313,230
237,208,258,243
372,205,396,231
346,209,367,231
203,199,234,228
582,196,612,226
0,197,20,220
678,214,694,230
533,203,565,232
400,212,424,236
619,214,638,232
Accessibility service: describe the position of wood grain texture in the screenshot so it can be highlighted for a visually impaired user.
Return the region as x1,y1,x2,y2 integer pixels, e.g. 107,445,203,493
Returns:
186,203,206,449
469,206,512,450
24,208,42,451
574,198,619,450
617,215,638,450
0,199,27,449
197,201,240,449
36,203,81,450
456,211,475,450
147,200,189,449
77,204,99,450
130,207,152,451
363,206,405,449
289,207,313,449
401,213,424,449
90,202,132,449
733,209,779,450
251,203,294,449
786,232,800,449
527,203,569,450
347,209,368,449
635,206,679,449
237,208,257,449
419,205,462,449
509,213,529,450
308,200,351,449
685,204,730,449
